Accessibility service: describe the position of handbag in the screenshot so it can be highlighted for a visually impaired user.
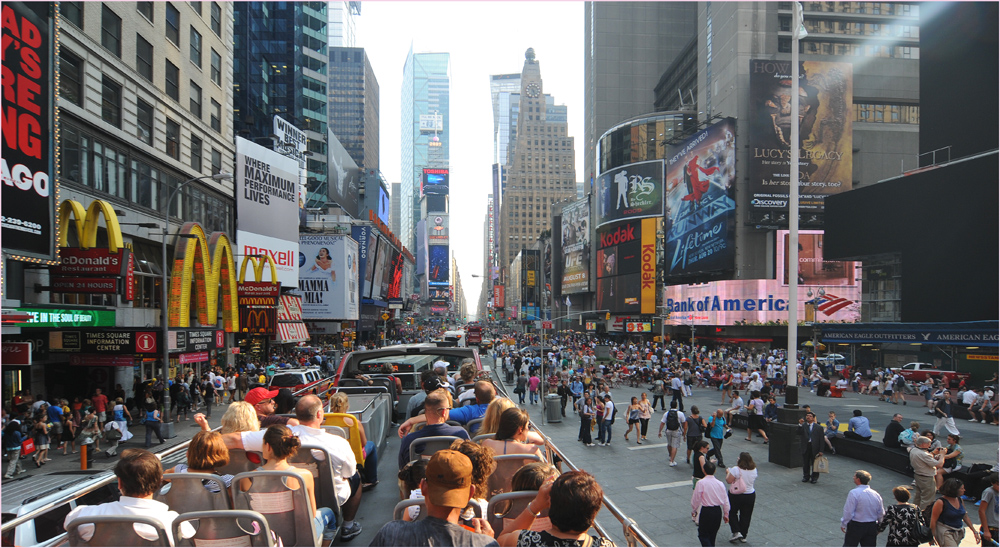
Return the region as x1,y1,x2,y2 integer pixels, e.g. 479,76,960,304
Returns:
813,454,830,474
20,438,35,455
728,472,747,495
105,427,122,441
916,523,933,544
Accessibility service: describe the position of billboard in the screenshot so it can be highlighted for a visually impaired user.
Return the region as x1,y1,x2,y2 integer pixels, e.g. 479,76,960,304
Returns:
387,250,404,299
777,230,857,287
748,59,853,227
296,234,359,320
419,114,443,133
493,285,505,310
351,226,374,300
2,2,55,261
595,218,658,315
663,278,860,325
273,116,307,160
369,237,389,300
428,244,449,285
377,185,390,226
595,159,664,228
422,168,449,197
235,137,300,287
560,198,591,294
428,215,448,242
328,128,361,218
663,118,737,279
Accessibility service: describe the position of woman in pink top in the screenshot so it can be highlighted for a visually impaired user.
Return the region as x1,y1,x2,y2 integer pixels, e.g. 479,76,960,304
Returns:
528,374,541,405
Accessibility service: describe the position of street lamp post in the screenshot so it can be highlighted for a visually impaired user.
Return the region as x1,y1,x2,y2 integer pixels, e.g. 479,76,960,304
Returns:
160,172,232,438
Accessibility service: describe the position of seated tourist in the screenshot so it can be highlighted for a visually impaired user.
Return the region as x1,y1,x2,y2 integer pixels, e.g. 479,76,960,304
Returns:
497,470,613,547
398,389,470,469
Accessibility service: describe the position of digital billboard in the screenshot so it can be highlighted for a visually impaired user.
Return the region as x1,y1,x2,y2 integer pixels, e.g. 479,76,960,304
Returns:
428,215,448,242
428,244,449,285
422,168,449,197
235,137,300,287
560,198,591,294
594,219,659,315
379,247,399,300
296,235,359,320
748,59,853,227
328,128,361,218
663,279,860,325
369,237,389,300
351,226,374,300
664,118,737,280
777,230,857,287
387,250,404,300
2,2,55,261
595,159,664,228
377,185,390,226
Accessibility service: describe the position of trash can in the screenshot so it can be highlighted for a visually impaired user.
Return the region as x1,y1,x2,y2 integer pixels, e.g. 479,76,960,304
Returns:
545,394,562,423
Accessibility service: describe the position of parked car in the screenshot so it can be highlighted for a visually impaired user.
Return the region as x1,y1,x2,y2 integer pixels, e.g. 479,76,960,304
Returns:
267,367,330,394
892,362,972,388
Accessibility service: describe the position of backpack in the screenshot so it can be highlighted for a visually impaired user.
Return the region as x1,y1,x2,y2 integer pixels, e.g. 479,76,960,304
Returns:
666,409,680,431
895,375,905,389
609,404,617,424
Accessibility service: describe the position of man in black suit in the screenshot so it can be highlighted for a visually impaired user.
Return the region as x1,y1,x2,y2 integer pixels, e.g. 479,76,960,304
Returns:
798,411,825,484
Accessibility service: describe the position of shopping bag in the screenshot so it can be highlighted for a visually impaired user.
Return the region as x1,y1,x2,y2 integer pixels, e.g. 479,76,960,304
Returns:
813,455,830,474
20,438,35,455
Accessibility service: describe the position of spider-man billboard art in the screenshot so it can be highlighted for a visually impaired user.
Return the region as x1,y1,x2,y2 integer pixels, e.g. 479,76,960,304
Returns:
747,59,853,227
663,118,737,280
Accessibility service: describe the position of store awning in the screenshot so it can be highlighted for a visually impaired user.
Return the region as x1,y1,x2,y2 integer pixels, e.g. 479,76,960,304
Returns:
272,322,309,344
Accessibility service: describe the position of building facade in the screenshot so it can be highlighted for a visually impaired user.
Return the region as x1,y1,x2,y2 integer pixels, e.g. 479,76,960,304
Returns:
327,1,360,48
328,47,380,174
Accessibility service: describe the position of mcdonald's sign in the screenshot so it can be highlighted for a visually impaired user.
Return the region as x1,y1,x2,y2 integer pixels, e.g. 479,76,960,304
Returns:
168,222,239,332
238,255,279,335
52,199,133,295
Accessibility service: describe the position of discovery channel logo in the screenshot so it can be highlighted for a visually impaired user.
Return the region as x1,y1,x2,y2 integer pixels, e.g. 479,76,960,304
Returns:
751,199,788,207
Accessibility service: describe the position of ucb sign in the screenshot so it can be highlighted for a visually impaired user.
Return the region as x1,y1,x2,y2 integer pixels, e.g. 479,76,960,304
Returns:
599,222,637,249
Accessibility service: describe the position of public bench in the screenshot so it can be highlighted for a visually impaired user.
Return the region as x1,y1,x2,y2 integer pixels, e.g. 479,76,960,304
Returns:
830,436,914,477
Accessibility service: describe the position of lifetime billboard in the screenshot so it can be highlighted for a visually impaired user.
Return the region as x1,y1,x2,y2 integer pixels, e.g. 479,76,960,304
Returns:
748,59,853,227
596,159,664,228
664,118,737,280
662,279,861,325
560,198,591,295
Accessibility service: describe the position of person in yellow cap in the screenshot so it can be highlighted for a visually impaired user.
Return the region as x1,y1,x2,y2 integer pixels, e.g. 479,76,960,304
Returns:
370,450,497,546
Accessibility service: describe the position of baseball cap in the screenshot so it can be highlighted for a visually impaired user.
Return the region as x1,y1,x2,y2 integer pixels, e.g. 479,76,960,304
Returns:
245,387,280,406
423,450,473,508
422,376,443,392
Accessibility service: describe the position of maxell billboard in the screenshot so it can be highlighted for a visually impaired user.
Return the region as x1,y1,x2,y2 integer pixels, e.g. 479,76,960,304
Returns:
560,198,591,295
2,2,55,261
595,159,664,228
296,235,359,320
235,137,299,287
664,118,737,280
748,59,852,227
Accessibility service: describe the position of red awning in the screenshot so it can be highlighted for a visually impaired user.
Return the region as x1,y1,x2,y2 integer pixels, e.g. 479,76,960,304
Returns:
272,322,309,344
277,295,303,321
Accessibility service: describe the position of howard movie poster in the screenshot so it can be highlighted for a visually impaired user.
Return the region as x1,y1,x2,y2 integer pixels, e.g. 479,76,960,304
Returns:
663,118,737,281
748,59,852,227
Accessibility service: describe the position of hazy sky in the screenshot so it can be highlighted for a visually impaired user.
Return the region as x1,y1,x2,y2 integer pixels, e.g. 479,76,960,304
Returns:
357,2,585,318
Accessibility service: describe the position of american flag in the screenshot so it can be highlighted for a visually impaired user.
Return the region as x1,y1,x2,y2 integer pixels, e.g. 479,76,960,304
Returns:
815,292,854,315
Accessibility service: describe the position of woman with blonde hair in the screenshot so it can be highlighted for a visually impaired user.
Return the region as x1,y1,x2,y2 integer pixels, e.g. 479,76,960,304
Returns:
220,402,260,434
481,397,518,437
329,391,379,490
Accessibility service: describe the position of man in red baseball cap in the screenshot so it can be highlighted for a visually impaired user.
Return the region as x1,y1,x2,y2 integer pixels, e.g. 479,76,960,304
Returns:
244,387,297,428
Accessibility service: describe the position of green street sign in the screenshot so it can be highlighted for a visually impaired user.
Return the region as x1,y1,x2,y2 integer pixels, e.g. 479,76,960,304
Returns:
13,308,116,328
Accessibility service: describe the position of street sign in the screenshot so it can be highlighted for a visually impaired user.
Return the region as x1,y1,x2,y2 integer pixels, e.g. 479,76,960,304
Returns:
542,321,552,329
381,313,390,320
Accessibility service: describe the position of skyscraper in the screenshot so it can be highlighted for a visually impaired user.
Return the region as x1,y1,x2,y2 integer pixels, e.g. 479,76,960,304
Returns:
498,49,576,273
400,47,450,252
233,2,329,207
328,47,379,173
328,1,360,48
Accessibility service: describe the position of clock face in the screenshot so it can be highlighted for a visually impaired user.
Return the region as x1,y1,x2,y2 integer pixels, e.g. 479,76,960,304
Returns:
525,83,541,98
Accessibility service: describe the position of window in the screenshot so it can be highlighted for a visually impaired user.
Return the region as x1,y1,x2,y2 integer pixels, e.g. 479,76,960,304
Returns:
137,2,153,21
165,3,180,46
136,99,154,145
210,99,221,132
101,76,121,127
136,35,154,82
210,49,222,85
166,118,180,159
101,5,122,57
190,134,203,171
63,2,84,28
190,28,202,67
210,2,222,36
165,61,179,100
189,1,202,15
189,82,202,117
59,50,83,106
211,148,222,175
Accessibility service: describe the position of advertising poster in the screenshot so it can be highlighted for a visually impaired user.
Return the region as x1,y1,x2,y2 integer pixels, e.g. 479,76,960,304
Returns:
351,226,374,300
428,215,448,243
296,235,358,320
422,168,449,197
596,159,664,228
377,185,390,226
662,279,860,325
235,137,300,287
748,59,853,227
663,118,737,279
378,246,399,300
596,218,659,315
388,251,404,299
2,2,55,260
428,244,449,285
560,198,591,294
777,230,858,287
328,128,361,218
369,237,389,300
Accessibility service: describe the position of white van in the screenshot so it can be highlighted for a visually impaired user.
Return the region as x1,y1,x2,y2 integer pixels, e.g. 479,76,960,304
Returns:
442,330,467,347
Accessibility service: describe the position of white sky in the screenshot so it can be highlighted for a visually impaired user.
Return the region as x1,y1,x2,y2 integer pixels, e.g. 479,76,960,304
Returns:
357,2,585,319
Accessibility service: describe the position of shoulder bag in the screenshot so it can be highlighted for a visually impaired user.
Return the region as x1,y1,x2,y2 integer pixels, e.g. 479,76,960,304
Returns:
728,470,747,495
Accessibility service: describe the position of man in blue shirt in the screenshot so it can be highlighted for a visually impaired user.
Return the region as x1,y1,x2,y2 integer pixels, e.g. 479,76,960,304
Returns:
398,389,470,469
569,377,584,404
841,470,885,546
398,381,496,438
844,409,873,440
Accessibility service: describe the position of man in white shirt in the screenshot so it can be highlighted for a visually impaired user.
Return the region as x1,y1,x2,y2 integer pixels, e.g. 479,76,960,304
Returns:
220,395,365,540
64,449,196,544
725,392,745,424
658,401,687,466
597,395,615,446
